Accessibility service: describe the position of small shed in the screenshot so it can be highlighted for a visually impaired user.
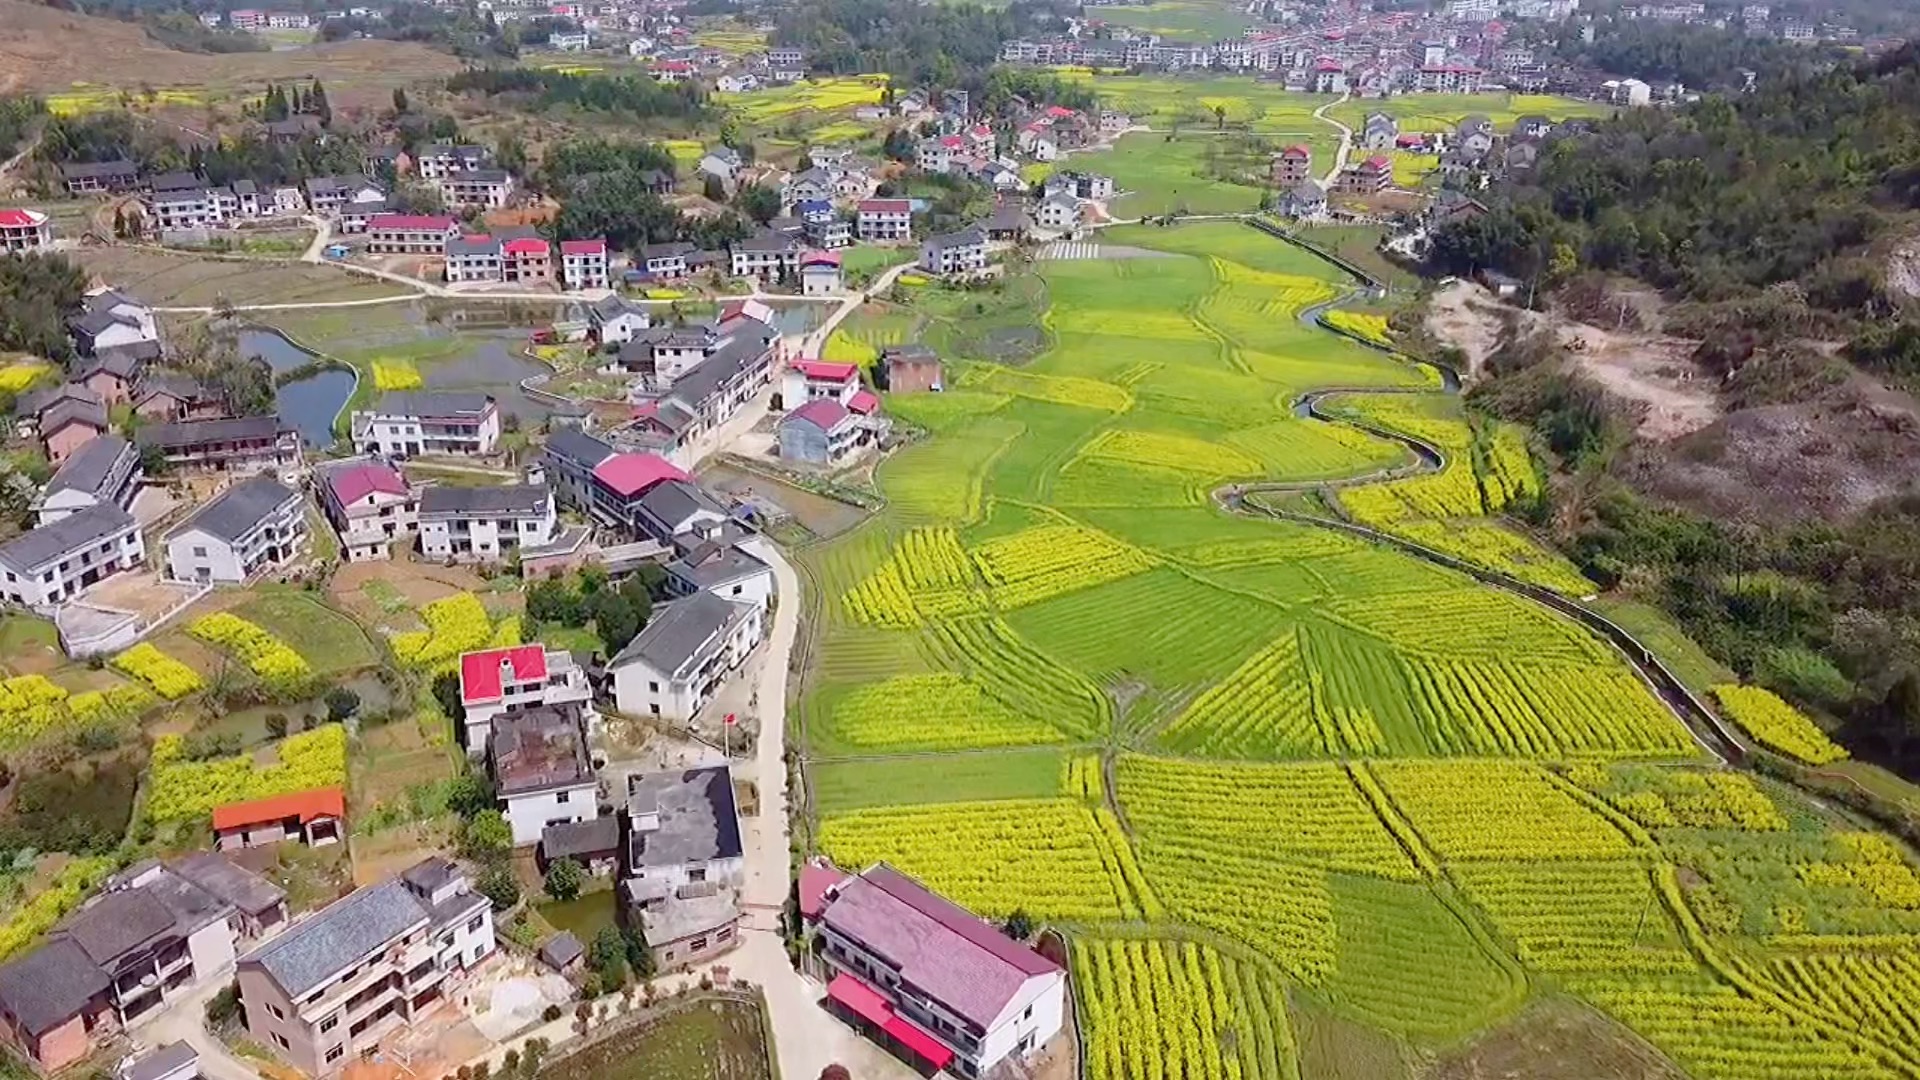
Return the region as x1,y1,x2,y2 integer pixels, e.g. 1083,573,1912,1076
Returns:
211,787,345,851
539,931,584,974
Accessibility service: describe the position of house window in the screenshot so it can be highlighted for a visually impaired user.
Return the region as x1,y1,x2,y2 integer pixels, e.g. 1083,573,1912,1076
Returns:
320,1014,337,1033
326,1046,344,1064
1024,1004,1033,1020
193,546,207,557
467,915,485,934
267,1003,285,1020
555,790,569,804
688,867,706,882
273,1033,290,1050
649,680,659,692
690,936,709,951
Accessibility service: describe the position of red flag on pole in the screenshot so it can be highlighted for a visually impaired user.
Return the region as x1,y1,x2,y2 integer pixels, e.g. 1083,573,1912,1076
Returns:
725,713,738,726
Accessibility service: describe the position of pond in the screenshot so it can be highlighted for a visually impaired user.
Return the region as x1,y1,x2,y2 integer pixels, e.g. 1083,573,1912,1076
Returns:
538,889,618,943
241,327,354,449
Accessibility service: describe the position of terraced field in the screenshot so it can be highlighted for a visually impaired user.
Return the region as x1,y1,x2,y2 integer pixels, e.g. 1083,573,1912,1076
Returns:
797,221,1920,1079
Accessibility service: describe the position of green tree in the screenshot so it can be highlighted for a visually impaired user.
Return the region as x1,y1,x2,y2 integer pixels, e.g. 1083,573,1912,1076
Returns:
446,772,494,818
589,925,628,988
1001,909,1034,940
432,670,464,719
324,687,360,721
543,857,584,902
478,863,520,910
734,182,782,224
462,810,512,860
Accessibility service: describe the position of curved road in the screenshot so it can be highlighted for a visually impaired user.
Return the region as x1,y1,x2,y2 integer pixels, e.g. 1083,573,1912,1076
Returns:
1314,93,1355,183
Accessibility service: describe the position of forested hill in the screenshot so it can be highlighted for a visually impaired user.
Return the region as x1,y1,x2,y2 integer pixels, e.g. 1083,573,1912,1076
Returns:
1431,43,1920,324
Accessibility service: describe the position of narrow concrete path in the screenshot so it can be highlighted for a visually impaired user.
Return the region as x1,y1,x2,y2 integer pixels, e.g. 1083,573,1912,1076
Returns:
1315,92,1355,183
133,975,265,1080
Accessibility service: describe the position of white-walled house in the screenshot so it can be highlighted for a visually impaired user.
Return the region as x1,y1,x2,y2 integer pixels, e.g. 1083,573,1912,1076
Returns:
810,863,1067,1077
457,644,594,751
350,392,501,458
489,705,599,847
0,504,145,608
417,485,556,563
609,592,762,720
623,765,745,891
34,434,141,526
314,458,417,563
165,476,308,584
664,538,774,611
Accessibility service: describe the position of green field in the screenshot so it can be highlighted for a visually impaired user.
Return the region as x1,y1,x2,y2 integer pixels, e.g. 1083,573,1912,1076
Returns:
1070,132,1332,217
798,221,1920,1079
1091,0,1256,42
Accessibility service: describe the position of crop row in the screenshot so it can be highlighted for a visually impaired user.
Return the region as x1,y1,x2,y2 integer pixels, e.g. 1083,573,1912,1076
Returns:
1076,937,1297,1080
188,613,314,695
921,616,1110,739
970,524,1156,609
826,673,1065,753
1452,860,1694,976
111,643,205,699
390,592,494,671
1757,951,1920,1060
1399,657,1693,758
1711,685,1847,765
1078,429,1261,479
814,798,1140,921
1372,761,1639,862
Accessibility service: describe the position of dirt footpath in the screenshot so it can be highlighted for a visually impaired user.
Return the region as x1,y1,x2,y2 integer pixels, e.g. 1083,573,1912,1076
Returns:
1426,281,1719,441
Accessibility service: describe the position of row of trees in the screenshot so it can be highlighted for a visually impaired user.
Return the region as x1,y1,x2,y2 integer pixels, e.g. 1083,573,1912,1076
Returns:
543,138,762,252
772,0,1075,87
525,565,664,656
0,253,86,362
255,80,332,125
1529,20,1829,90
447,68,710,122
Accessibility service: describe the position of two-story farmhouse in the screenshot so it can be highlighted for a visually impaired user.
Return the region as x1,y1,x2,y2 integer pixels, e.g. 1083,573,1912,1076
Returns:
165,476,309,584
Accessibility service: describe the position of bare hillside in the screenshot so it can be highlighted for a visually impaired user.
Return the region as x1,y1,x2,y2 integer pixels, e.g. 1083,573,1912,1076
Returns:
0,0,458,99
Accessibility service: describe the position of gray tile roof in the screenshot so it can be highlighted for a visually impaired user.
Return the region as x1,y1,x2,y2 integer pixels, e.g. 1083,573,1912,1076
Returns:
371,391,494,418
402,856,461,896
169,475,298,543
542,816,620,860
0,938,110,1035
928,226,986,250
640,479,726,531
44,434,132,497
136,416,284,449
663,324,775,415
0,503,135,574
667,539,767,590
610,592,747,676
638,891,738,947
419,484,551,517
447,235,502,257
539,931,583,970
60,889,180,969
544,429,614,470
123,1042,198,1080
40,395,108,435
241,879,430,998
173,852,287,917
625,765,743,869
733,231,802,254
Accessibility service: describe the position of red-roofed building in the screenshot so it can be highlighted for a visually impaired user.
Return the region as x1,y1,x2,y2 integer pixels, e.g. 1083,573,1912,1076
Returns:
0,209,51,255
213,787,345,850
784,359,859,407
810,864,1066,1076
800,249,842,296
779,397,867,465
456,644,591,750
857,199,912,241
368,213,459,254
654,59,693,82
1271,144,1313,185
585,451,693,530
848,389,880,415
316,456,417,562
560,237,609,290
503,236,552,283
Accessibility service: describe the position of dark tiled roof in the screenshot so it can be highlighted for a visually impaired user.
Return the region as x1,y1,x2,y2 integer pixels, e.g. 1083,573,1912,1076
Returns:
418,484,550,517
489,706,593,796
172,852,287,917
169,475,298,542
45,434,132,497
137,416,283,449
0,503,135,574
611,592,747,676
241,880,429,998
543,429,614,470
542,816,620,860
371,391,493,418
625,765,743,868
0,939,110,1035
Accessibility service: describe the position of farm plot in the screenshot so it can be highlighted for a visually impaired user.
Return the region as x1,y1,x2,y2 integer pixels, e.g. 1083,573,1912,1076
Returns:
796,222,1874,1075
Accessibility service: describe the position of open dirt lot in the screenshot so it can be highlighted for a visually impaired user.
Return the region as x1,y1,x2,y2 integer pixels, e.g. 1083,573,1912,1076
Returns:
1427,281,1719,441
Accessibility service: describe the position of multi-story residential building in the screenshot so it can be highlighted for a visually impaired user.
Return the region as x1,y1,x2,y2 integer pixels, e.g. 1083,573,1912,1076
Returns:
800,249,842,296
920,226,988,277
0,855,285,1072
856,198,912,241
414,144,493,181
458,643,594,749
351,392,502,458
440,169,515,209
631,479,732,548
588,295,652,345
540,429,620,517
417,485,557,563
490,704,599,847
133,374,226,424
444,234,502,283
236,858,494,1077
609,591,763,720
502,236,551,283
1033,192,1081,235
304,175,387,216
637,241,699,279
782,359,859,406
35,433,141,525
68,288,158,356
779,398,871,466
808,864,1067,1079
1271,144,1314,184
136,417,302,475
60,159,139,195
620,765,746,972
607,326,719,382
0,209,52,254
1418,64,1486,92
0,504,144,608
366,214,460,255
165,475,310,584
664,535,774,610
146,186,223,232
729,231,806,280
72,344,146,400
315,457,417,562
31,386,110,464
560,238,609,290
1336,155,1393,195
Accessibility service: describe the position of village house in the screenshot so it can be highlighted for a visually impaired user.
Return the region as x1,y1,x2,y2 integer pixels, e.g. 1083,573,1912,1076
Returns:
441,169,516,210
315,457,417,562
1281,178,1328,218
414,143,492,180
0,503,144,608
620,765,745,972
589,295,653,346
730,231,806,280
212,787,346,851
664,536,775,611
444,234,502,283
883,344,943,393
560,238,610,290
1336,155,1393,196
235,858,495,1076
1033,193,1082,236
136,416,301,475
609,592,763,720
351,391,501,458
808,864,1067,1077
491,704,599,847
418,485,556,563
636,241,698,280
779,398,871,466
133,374,226,424
35,433,141,526
30,386,110,465
0,855,285,1071
1271,145,1314,185
920,226,988,277
73,349,148,406
304,175,385,215
799,249,843,296
632,479,732,548
68,288,158,357
366,214,461,255
0,209,52,255
165,475,309,584
1363,112,1399,150
856,198,912,242
540,817,620,877
60,159,138,195
457,643,593,750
